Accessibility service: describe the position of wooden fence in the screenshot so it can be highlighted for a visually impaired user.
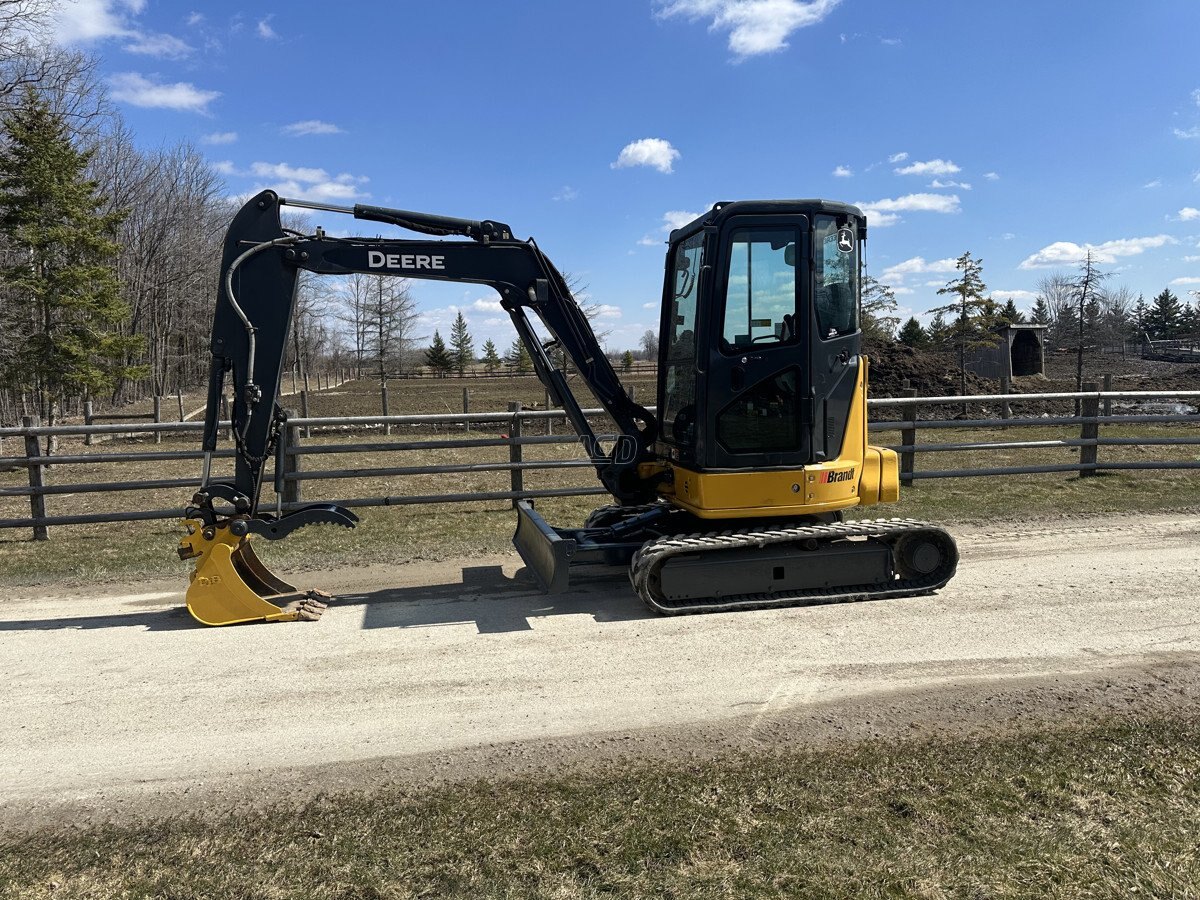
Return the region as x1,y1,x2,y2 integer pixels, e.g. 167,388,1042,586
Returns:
1,387,1198,539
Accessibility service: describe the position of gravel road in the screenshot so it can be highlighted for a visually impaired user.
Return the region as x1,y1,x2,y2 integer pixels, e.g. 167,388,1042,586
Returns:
1,513,1197,826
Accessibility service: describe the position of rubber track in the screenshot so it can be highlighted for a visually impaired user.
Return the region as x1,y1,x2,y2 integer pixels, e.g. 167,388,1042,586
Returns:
629,518,959,615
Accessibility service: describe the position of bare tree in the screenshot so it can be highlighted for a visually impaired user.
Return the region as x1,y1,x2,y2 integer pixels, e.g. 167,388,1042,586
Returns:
639,329,658,361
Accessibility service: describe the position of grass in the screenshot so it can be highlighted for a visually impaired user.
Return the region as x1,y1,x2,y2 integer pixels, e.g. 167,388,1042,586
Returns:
2,416,1198,587
2,714,1197,898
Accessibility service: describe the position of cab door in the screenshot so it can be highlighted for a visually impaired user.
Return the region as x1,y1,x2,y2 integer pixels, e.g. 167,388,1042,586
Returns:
702,217,812,471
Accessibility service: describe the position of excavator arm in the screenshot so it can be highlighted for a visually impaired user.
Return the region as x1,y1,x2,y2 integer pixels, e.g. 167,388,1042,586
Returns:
181,190,658,625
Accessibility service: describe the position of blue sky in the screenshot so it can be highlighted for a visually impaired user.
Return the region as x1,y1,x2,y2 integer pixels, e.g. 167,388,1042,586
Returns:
54,0,1200,350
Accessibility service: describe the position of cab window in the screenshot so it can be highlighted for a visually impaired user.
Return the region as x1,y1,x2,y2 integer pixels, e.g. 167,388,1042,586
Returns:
719,227,797,353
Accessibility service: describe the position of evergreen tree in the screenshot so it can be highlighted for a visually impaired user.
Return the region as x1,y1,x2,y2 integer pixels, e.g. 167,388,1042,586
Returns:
928,251,995,399
481,338,501,374
998,298,1025,324
506,339,532,374
1144,288,1184,338
1133,294,1149,332
860,273,900,340
1030,296,1052,326
0,88,141,437
897,316,927,347
621,349,634,372
448,310,474,376
927,311,951,347
424,329,453,377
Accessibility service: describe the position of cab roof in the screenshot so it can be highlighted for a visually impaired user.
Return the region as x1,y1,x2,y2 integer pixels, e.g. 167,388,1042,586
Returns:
668,199,867,244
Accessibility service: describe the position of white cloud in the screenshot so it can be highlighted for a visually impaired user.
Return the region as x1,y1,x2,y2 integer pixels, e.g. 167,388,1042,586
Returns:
201,131,237,145
832,165,852,177
553,185,579,202
637,235,661,246
1002,232,1016,240
1192,88,1200,107
1170,276,1200,285
282,119,343,136
656,0,843,59
1143,179,1162,189
856,193,961,227
1175,126,1200,139
212,160,236,175
894,158,960,176
983,172,1000,181
991,290,1037,302
1184,255,1200,263
662,209,705,230
1178,207,1200,221
642,301,658,309
930,179,971,190
888,152,908,163
54,0,137,43
592,304,623,319
108,72,219,113
257,16,278,39
1019,235,1176,269
238,161,371,202
471,298,503,312
611,138,680,174
880,256,958,284
123,31,192,58
892,286,914,295
55,0,192,58
186,11,204,26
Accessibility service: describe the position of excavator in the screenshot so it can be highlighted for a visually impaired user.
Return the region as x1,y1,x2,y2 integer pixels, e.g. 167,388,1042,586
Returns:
178,190,958,625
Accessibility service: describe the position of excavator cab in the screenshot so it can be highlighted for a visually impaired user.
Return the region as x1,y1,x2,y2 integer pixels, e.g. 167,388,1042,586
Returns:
181,191,956,625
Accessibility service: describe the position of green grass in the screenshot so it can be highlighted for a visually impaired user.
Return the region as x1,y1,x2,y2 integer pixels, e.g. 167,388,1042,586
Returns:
2,715,1197,898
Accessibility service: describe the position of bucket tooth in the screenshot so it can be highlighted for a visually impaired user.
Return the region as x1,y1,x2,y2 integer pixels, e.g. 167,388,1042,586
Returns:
179,518,332,626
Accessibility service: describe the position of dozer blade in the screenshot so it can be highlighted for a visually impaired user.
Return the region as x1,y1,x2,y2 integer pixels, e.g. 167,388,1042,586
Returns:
179,517,333,626
513,500,576,593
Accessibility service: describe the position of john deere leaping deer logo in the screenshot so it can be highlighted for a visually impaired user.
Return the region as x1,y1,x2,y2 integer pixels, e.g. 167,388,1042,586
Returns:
837,227,854,254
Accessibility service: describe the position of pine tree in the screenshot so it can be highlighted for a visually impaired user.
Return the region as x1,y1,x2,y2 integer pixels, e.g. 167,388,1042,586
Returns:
425,330,452,377
929,252,995,399
1144,288,1184,338
621,349,634,372
0,89,141,439
999,298,1025,325
861,273,899,340
1030,296,1052,326
481,338,501,374
506,339,532,374
897,317,927,347
927,311,951,348
448,310,474,376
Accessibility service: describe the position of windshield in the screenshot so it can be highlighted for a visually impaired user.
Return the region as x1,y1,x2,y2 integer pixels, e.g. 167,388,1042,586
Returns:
813,215,859,339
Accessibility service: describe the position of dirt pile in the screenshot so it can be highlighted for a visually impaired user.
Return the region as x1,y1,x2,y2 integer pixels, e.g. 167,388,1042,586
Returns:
863,342,990,398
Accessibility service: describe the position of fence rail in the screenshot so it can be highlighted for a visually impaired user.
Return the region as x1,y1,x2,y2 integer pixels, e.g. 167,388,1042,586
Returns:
2,386,1197,537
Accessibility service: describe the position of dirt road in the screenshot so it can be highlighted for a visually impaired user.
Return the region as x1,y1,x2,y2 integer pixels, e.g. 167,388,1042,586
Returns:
1,514,1197,826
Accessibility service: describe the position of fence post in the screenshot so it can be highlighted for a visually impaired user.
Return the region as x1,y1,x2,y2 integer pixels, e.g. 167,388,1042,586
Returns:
283,418,303,506
1079,381,1099,478
508,401,523,507
177,387,185,422
84,400,94,446
999,375,1010,422
1102,373,1112,418
900,388,918,487
300,388,310,439
381,381,390,436
153,396,162,444
23,416,48,541
463,387,470,433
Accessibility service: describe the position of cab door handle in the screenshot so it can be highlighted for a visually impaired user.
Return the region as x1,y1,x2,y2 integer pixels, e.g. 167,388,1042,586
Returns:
731,366,745,393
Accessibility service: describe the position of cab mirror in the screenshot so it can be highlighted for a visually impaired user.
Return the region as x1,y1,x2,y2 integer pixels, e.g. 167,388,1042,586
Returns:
784,243,796,267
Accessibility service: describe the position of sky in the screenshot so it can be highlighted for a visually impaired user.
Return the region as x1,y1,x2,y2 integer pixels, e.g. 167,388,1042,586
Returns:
50,0,1200,351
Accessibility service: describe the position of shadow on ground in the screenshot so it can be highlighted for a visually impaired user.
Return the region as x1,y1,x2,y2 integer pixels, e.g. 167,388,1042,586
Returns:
0,565,654,634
